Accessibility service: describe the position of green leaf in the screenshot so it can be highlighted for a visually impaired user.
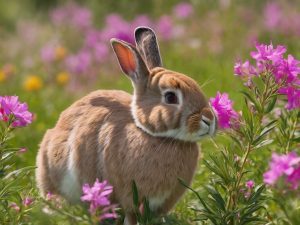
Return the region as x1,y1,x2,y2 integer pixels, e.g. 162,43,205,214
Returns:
178,178,214,214
265,95,277,113
252,125,276,146
247,185,265,204
252,76,265,95
143,197,152,223
253,139,273,149
132,180,139,208
240,90,262,113
205,186,226,211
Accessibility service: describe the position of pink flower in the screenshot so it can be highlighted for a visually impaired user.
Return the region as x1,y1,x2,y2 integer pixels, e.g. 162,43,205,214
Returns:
70,6,92,30
132,15,153,29
287,167,300,189
46,192,54,201
156,16,174,40
18,147,27,154
50,3,92,30
245,180,255,189
0,96,33,127
263,152,300,186
274,55,300,85
251,43,286,63
101,14,134,44
209,92,239,129
81,179,117,221
84,29,103,49
173,2,194,19
264,2,282,30
9,202,20,212
93,43,109,62
23,197,34,207
50,7,67,25
65,51,92,74
40,45,55,63
234,60,257,76
278,86,300,110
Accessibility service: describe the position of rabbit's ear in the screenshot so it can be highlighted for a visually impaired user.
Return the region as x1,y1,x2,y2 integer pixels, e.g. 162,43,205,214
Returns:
111,38,149,83
135,26,162,69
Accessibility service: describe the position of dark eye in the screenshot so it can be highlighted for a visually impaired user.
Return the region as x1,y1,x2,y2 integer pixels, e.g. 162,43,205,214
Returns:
164,92,179,104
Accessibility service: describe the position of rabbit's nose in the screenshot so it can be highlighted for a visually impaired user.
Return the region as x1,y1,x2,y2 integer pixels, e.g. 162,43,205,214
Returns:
201,107,217,136
201,117,211,126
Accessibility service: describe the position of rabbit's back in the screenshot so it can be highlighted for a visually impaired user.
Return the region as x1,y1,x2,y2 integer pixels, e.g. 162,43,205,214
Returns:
36,90,133,202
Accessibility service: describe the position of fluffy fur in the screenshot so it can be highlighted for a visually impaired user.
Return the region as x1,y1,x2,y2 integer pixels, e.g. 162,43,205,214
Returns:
36,27,217,225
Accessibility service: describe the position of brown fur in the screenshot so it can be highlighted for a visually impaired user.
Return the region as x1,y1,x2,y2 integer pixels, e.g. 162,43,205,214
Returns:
36,27,216,225
36,90,199,212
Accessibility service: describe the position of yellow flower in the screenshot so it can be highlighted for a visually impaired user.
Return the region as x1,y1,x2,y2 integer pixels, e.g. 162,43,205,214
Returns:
0,70,6,82
56,72,70,85
55,46,67,61
23,75,43,91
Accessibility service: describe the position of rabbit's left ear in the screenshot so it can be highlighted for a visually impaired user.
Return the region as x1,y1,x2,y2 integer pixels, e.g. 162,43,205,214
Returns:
111,38,149,85
135,26,162,69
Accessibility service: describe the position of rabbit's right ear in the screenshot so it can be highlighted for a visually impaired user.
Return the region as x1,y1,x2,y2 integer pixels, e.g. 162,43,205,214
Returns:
111,38,149,84
135,27,162,69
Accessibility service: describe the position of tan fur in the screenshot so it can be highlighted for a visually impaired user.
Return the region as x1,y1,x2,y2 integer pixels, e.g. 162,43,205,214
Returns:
36,27,217,225
36,89,199,210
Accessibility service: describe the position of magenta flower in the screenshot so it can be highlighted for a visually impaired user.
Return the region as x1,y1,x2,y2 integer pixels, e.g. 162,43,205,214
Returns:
93,43,109,62
278,86,300,110
234,60,257,77
9,202,20,212
287,167,300,189
84,29,103,48
50,3,92,30
50,6,67,25
23,197,34,207
173,2,194,19
70,6,92,30
101,14,134,44
264,2,282,30
46,192,54,201
0,96,33,127
18,147,27,154
65,51,92,74
245,180,255,189
40,45,55,63
251,43,286,63
263,152,300,187
209,92,239,129
81,179,117,221
156,16,174,40
132,15,153,29
274,55,300,85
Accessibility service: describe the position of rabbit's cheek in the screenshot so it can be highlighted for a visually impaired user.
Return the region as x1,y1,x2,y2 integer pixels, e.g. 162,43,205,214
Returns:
187,112,201,133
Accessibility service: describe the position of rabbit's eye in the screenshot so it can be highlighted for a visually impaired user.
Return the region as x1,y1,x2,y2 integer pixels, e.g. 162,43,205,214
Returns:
164,92,178,104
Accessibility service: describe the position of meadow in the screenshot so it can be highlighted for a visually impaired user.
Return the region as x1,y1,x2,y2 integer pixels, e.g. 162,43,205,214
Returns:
0,0,299,224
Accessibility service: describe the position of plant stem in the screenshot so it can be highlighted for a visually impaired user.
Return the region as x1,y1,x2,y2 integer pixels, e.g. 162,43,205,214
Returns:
233,143,252,209
284,112,298,154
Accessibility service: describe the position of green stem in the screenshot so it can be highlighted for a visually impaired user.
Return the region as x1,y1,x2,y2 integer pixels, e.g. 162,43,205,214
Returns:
0,126,11,162
284,112,298,154
232,143,252,210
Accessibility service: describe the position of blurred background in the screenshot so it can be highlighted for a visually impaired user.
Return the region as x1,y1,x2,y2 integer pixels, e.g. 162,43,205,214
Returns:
0,0,300,198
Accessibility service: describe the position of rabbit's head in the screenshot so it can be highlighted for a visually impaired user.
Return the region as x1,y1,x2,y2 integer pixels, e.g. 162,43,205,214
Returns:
111,27,217,142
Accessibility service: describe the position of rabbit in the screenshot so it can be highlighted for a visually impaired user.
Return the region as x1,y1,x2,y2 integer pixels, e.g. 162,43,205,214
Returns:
36,26,217,225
